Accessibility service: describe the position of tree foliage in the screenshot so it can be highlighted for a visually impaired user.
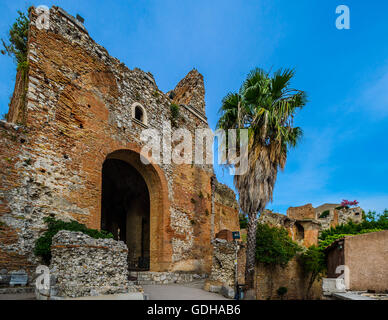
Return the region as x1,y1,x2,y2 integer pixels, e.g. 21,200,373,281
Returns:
276,286,288,298
299,245,326,298
217,68,307,216
216,67,307,292
170,103,180,126
239,212,248,229
319,210,330,219
1,10,29,68
319,209,388,246
255,223,301,267
34,217,113,264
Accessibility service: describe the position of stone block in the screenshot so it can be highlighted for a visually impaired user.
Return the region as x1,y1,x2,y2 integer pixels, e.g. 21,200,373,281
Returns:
221,286,235,299
209,285,222,293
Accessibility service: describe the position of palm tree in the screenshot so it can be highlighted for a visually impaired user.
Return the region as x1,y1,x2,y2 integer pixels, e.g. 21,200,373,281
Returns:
217,68,307,298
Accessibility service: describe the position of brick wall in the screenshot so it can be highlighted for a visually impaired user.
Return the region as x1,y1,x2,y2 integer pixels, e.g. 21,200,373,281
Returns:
0,6,238,274
287,204,316,220
255,257,322,300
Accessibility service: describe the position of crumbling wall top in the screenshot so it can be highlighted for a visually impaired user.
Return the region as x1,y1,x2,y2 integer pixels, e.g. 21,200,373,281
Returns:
170,68,206,115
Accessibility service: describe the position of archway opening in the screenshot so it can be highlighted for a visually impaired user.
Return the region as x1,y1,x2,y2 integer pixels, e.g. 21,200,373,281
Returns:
295,222,305,241
101,158,150,271
135,106,144,122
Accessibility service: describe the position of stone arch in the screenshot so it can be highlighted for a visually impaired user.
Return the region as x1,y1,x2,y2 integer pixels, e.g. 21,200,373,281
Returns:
131,102,148,125
101,148,170,271
295,222,305,241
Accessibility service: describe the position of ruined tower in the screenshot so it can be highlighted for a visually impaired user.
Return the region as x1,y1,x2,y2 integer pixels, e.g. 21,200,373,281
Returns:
0,6,239,277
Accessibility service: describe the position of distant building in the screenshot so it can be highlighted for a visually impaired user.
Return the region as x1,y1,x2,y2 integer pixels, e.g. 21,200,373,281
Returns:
259,203,364,247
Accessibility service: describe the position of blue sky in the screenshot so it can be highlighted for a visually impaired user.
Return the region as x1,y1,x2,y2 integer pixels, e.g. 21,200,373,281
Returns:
0,0,387,214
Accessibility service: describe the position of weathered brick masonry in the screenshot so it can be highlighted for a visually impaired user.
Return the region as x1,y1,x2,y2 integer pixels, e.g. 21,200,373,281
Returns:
0,6,239,276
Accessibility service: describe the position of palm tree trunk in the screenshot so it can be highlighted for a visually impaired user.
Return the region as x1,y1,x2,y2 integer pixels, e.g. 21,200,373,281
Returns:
244,212,258,299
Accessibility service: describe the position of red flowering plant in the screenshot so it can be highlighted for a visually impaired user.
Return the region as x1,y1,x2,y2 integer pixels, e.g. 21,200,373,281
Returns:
339,200,359,209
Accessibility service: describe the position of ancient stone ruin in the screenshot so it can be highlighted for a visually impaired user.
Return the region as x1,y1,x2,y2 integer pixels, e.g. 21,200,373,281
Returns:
0,6,240,288
39,230,140,299
209,239,238,288
259,203,364,247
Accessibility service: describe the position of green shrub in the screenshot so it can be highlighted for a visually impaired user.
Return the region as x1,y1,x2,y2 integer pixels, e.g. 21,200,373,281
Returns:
300,245,326,299
319,210,388,245
170,103,180,126
34,217,113,264
239,213,248,229
255,223,301,267
276,286,288,299
319,210,330,219
1,10,29,69
319,229,383,250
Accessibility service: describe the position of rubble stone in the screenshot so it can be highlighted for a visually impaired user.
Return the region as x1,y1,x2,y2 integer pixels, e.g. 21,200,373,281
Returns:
49,230,138,298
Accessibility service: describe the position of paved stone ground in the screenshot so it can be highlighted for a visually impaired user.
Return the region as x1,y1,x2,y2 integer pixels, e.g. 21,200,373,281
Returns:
142,280,230,300
333,291,388,300
0,280,230,300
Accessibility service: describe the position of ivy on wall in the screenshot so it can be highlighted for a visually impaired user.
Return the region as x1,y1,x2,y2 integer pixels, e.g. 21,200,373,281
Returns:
255,223,301,267
34,217,113,264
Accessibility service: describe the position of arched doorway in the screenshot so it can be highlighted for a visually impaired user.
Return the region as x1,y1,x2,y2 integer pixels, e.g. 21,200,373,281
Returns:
101,158,150,270
99,149,171,272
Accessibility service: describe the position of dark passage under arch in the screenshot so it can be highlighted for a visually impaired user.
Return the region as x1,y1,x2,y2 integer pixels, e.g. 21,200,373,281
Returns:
101,158,150,271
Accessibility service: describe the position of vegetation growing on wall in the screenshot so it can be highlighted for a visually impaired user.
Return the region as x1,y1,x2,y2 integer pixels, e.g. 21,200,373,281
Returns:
1,10,29,70
255,223,301,298
170,103,180,127
34,217,113,264
319,210,330,219
299,245,326,299
319,209,388,247
1,10,30,123
276,286,288,300
255,223,301,266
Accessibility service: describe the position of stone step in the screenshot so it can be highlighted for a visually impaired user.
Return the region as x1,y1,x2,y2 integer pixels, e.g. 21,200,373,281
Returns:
128,272,208,286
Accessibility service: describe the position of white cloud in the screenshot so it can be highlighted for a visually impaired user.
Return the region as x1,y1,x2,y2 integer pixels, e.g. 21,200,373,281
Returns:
360,67,388,117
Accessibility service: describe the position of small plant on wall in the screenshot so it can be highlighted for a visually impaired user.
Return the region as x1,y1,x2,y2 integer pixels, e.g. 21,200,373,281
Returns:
170,103,180,127
336,199,359,210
